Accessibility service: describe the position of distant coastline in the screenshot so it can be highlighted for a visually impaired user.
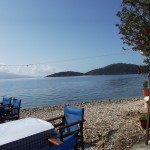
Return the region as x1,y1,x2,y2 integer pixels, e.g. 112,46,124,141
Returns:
46,63,142,77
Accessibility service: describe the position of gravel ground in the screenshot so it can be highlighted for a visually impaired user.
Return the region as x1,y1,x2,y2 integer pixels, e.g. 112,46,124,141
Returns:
20,97,147,150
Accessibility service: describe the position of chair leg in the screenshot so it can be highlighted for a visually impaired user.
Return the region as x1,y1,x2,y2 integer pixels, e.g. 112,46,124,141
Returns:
78,121,84,150
80,125,84,150
81,135,84,150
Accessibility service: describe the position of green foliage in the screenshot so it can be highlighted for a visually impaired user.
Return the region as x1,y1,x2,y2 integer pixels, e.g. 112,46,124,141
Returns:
139,113,148,120
116,0,150,73
143,80,148,89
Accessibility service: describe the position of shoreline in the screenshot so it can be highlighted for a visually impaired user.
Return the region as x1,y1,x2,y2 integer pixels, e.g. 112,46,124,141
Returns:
22,96,143,109
20,97,146,150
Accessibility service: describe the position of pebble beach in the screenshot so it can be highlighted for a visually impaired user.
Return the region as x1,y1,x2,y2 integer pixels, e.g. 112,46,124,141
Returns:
20,97,147,150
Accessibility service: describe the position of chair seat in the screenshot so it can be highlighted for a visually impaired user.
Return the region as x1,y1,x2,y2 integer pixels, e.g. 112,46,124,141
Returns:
39,134,78,150
54,130,74,141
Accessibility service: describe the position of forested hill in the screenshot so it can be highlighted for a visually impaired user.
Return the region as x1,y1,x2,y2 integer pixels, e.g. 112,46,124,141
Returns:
46,63,141,77
46,71,83,77
85,63,140,75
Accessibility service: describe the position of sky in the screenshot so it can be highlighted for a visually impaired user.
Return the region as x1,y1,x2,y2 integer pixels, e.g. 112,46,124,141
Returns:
0,0,145,77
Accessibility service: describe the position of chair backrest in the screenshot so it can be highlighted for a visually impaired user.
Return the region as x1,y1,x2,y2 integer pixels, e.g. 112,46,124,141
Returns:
12,98,21,115
2,97,12,106
64,106,84,132
40,134,77,150
0,107,5,123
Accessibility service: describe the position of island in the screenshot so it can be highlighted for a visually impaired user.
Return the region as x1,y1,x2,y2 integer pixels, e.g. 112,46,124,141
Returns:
46,71,83,77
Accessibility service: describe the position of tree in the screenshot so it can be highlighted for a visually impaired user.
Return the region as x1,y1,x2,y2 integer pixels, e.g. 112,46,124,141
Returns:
116,0,150,73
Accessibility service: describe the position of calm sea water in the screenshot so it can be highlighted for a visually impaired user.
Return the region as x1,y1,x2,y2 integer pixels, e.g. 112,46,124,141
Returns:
0,74,146,108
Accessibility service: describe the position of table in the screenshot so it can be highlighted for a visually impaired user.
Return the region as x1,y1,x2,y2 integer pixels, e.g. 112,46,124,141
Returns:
0,117,54,150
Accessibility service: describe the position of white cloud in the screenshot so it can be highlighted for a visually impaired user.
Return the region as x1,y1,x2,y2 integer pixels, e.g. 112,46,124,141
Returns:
0,63,62,76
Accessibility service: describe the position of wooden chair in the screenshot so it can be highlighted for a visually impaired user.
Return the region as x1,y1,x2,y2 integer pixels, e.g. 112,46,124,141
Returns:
0,97,13,117
0,96,12,112
5,98,21,121
0,96,12,106
46,106,84,150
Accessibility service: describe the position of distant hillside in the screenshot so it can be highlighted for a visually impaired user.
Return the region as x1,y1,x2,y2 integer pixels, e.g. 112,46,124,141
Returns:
46,63,141,77
46,71,83,77
85,63,140,75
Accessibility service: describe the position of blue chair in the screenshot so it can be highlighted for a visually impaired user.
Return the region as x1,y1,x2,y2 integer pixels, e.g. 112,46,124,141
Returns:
47,106,84,150
0,96,12,108
39,134,78,150
5,98,21,121
0,96,12,116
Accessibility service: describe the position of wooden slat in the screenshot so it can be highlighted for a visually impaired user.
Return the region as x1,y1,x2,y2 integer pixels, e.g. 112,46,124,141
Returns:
48,137,62,145
46,115,64,122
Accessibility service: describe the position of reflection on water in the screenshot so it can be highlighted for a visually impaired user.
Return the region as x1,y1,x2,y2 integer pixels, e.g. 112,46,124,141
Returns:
0,74,145,108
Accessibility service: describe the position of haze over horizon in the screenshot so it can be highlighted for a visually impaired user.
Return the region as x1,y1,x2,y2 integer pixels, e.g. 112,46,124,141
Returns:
0,62,142,79
0,0,145,76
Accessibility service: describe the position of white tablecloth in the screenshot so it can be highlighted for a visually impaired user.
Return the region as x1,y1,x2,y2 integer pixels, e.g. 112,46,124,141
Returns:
0,117,54,150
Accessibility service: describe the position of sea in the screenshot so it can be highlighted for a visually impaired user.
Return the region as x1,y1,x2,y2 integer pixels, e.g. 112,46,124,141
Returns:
0,74,146,108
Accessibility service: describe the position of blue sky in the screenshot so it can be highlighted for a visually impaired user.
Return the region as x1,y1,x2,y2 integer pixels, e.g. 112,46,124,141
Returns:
0,0,145,76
